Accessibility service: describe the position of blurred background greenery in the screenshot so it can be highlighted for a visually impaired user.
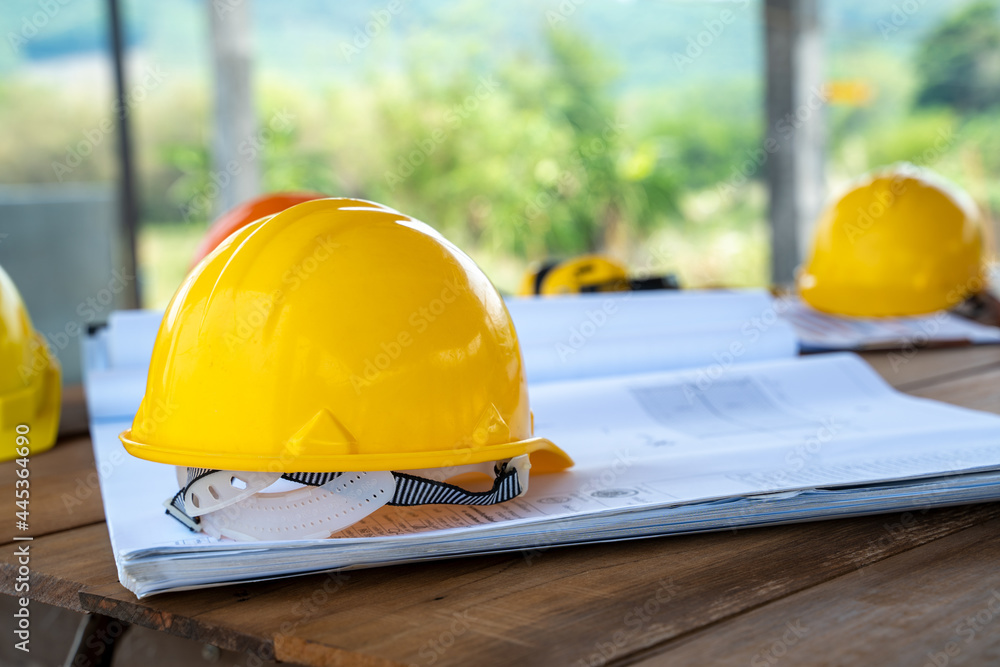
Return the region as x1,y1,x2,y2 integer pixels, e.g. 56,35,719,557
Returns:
2,0,999,306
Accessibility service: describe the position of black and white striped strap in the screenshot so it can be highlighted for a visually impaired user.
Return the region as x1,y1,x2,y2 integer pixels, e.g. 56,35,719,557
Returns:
165,460,524,531
388,466,521,506
282,463,522,506
281,471,345,486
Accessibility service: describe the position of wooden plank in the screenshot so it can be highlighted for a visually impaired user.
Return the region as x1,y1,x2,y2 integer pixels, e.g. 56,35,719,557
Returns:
632,517,1000,666
1,346,997,666
0,523,118,612
82,581,278,659
59,384,90,439
272,505,1000,667
1,437,105,546
53,505,1000,667
908,365,1000,416
860,345,1000,392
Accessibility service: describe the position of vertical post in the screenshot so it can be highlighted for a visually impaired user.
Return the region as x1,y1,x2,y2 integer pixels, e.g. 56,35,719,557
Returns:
764,0,825,287
208,0,260,218
106,0,140,308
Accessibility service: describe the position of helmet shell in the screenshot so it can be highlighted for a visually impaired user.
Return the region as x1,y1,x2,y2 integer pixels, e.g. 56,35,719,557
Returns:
0,264,60,460
798,165,984,317
122,199,572,473
519,255,630,296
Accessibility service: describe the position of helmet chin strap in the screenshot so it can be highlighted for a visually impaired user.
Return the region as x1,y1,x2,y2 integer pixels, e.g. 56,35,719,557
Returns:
164,455,531,541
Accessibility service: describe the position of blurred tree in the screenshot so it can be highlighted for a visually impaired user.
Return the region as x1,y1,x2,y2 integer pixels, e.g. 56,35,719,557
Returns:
541,28,625,252
915,0,1000,113
512,28,680,255
357,28,683,259
161,143,210,220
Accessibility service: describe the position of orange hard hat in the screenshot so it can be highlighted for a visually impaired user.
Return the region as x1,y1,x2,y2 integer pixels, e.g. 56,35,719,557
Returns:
191,192,326,266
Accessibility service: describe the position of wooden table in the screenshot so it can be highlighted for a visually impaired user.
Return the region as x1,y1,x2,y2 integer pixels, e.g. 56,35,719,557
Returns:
4,347,1000,666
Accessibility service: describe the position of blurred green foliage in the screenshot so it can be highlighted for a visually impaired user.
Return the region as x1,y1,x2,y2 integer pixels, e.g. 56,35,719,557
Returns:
1,1,999,304
915,1,1000,112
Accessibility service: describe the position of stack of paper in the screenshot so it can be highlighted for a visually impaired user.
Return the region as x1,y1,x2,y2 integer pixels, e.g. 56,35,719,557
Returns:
779,297,1000,351
82,290,1000,598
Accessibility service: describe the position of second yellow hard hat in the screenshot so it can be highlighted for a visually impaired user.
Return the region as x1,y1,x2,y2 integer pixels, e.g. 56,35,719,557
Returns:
798,164,985,317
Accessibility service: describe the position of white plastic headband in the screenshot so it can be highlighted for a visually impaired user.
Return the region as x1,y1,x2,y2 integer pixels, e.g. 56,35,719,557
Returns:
176,454,531,541
180,469,282,517
199,470,396,541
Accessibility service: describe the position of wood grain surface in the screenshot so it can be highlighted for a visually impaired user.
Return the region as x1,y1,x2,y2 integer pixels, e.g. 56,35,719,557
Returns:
634,518,1000,667
4,503,999,666
0,436,104,547
2,347,1000,666
860,345,1000,392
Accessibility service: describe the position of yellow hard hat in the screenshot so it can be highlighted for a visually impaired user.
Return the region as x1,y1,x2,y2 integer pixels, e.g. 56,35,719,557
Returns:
518,255,681,296
519,255,630,295
121,198,572,476
798,165,985,317
0,264,61,461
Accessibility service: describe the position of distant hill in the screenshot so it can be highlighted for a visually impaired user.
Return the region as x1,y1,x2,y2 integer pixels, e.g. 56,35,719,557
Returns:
0,0,977,91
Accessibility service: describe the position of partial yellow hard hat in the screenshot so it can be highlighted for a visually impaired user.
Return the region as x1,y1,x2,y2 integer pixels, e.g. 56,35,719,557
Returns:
519,255,681,296
519,255,630,295
121,198,573,475
0,264,61,461
798,164,985,317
